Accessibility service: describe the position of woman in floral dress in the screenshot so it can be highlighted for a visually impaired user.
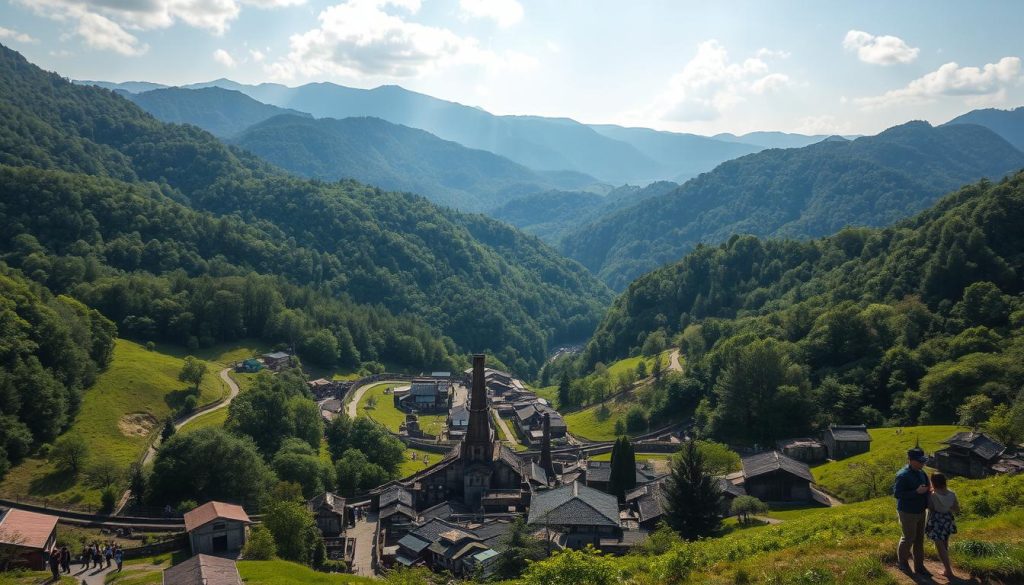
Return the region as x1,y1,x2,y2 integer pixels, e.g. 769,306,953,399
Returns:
925,472,960,579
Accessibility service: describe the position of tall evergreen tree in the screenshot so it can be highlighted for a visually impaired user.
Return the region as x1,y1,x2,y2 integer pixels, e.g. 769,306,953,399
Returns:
609,436,637,500
664,441,722,539
557,372,573,409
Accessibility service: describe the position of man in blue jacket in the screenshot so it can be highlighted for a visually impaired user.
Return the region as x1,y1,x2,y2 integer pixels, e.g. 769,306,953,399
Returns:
893,446,931,575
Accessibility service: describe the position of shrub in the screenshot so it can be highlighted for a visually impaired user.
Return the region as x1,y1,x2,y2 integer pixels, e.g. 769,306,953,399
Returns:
100,485,119,514
243,525,277,560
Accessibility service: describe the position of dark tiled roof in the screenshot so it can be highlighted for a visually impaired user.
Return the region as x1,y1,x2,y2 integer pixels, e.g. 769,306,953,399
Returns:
380,503,417,520
587,461,661,485
380,485,414,508
529,462,549,485
827,424,872,442
418,501,470,522
626,482,665,523
307,492,345,515
942,432,1005,461
742,451,814,483
397,533,432,554
410,380,443,396
716,477,747,498
527,481,620,527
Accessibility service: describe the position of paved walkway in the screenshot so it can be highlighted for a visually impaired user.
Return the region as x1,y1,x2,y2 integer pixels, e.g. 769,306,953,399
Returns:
348,510,378,577
115,368,240,513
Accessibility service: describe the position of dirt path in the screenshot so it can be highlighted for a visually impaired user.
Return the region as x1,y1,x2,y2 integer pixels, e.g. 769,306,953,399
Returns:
668,349,684,373
492,409,518,446
884,559,980,585
114,368,240,514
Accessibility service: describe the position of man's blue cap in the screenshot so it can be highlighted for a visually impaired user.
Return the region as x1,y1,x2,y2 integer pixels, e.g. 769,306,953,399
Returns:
907,447,927,463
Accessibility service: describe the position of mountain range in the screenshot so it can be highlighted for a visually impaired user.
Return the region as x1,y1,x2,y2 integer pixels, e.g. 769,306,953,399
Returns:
559,120,1024,289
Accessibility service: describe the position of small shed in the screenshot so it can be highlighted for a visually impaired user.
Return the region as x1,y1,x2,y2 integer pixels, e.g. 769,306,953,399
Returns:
262,351,291,370
162,554,243,585
0,509,58,570
777,438,827,464
183,501,251,555
308,492,347,537
934,432,1006,479
741,451,815,502
822,424,872,460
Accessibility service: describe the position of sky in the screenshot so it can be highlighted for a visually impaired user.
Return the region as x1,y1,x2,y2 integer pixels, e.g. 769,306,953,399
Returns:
2,0,1023,136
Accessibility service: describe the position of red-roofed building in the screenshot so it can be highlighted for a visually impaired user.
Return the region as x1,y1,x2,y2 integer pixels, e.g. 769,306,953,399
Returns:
183,502,251,555
0,508,58,570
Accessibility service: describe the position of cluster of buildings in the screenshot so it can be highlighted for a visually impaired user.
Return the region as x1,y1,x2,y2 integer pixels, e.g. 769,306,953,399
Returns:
234,351,294,374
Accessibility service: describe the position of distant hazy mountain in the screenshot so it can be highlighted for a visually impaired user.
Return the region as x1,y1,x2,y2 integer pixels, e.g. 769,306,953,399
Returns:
76,80,168,93
127,87,311,137
233,114,597,212
182,79,667,184
712,131,833,149
588,125,762,181
562,121,1024,289
945,106,1024,152
491,181,678,245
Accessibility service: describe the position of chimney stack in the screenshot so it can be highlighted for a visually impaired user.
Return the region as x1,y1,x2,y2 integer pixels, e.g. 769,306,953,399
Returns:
539,412,554,482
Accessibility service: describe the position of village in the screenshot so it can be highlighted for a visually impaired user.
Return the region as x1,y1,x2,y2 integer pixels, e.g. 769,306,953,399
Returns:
2,351,1021,584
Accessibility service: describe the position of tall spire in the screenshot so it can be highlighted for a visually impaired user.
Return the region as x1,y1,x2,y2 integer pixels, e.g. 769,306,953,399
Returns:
464,354,493,461
539,412,554,482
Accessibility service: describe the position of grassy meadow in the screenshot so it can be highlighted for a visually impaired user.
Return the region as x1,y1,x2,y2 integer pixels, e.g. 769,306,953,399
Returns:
356,382,446,436
0,339,264,510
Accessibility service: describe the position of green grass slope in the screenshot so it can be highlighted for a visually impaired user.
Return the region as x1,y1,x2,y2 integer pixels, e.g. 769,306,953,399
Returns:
0,339,234,509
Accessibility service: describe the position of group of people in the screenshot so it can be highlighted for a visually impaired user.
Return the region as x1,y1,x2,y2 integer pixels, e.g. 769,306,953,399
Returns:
893,446,961,579
46,541,124,579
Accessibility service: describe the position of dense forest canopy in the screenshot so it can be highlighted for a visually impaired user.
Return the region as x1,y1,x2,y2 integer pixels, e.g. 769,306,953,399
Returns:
561,121,1024,290
0,44,612,375
581,172,1024,443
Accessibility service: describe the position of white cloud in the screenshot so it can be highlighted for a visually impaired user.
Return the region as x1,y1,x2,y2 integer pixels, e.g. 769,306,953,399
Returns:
249,48,266,62
14,0,303,54
458,0,523,27
843,30,919,65
643,40,791,122
213,48,238,67
794,115,853,135
856,56,1023,109
0,26,38,43
267,0,533,80
77,12,148,55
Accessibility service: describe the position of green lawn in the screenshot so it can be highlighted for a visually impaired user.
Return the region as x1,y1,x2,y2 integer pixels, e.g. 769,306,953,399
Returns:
562,395,635,441
0,339,230,509
237,560,375,584
589,451,677,462
357,382,446,436
0,573,77,585
813,425,961,502
177,406,229,434
400,447,442,477
532,384,558,403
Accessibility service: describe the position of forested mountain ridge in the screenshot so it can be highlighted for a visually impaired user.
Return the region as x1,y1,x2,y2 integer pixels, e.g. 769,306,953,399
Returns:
491,181,679,245
179,78,673,184
124,86,312,138
561,120,1024,290
0,43,612,374
582,172,1024,443
945,105,1024,152
231,114,595,212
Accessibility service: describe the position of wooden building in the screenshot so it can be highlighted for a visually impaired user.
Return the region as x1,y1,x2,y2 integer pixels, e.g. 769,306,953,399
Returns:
527,481,622,550
262,351,291,370
308,492,347,537
741,451,814,502
0,509,58,570
183,501,251,555
397,379,450,413
822,424,871,460
934,432,1006,479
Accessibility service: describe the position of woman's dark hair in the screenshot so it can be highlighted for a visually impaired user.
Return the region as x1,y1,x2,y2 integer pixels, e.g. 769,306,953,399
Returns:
931,472,947,489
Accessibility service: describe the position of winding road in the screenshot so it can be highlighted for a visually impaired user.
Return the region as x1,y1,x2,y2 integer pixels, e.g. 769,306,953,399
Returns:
668,348,684,373
114,368,241,514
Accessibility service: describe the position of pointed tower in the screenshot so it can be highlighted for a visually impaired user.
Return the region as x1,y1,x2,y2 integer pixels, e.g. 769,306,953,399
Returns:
463,354,494,462
539,412,555,482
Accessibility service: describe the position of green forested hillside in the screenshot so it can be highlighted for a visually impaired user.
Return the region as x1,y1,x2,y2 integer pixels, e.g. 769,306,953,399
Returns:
492,181,679,245
562,121,1024,289
0,266,115,476
945,105,1024,152
232,114,596,212
0,44,611,374
126,86,312,137
583,172,1024,443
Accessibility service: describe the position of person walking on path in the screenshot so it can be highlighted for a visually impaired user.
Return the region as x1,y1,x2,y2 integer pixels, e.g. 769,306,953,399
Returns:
114,546,123,572
893,446,931,576
48,546,61,580
60,545,71,573
104,543,113,569
926,472,960,579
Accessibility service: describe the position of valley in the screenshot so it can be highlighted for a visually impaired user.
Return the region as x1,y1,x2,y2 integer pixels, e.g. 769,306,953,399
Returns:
1,6,1024,582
